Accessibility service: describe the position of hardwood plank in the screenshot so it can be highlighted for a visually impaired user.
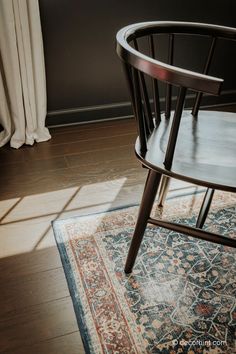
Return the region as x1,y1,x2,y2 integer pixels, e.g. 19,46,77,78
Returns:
48,122,136,144
49,117,135,135
0,297,78,353
0,156,67,171
0,155,141,184
0,214,57,258
0,157,145,200
4,332,85,354
0,146,26,165
0,180,145,250
66,144,134,167
0,247,61,282
21,133,136,161
0,120,136,165
0,187,81,224
0,268,69,318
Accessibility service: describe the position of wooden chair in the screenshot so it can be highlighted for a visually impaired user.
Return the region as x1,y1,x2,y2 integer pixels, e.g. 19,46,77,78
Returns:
116,21,236,273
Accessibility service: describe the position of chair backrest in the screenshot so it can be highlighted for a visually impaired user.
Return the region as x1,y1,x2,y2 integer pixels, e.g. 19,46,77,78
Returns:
116,21,236,169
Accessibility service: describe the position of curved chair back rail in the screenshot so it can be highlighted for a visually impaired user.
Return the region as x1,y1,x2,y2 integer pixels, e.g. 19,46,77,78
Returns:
116,21,236,95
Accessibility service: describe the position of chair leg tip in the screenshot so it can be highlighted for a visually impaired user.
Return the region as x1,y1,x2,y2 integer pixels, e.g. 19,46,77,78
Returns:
124,265,132,274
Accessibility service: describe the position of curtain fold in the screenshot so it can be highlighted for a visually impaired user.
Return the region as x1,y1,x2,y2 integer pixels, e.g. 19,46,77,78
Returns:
0,0,51,149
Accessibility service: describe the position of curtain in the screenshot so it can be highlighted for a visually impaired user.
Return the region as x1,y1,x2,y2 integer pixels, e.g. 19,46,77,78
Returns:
0,0,51,149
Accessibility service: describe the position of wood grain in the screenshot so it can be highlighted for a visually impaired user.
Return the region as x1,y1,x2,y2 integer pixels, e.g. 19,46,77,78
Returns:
3,332,85,354
0,118,141,354
0,268,69,317
0,297,78,353
0,247,61,282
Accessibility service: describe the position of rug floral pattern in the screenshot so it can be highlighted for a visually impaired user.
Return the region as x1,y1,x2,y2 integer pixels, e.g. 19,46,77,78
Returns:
53,191,236,354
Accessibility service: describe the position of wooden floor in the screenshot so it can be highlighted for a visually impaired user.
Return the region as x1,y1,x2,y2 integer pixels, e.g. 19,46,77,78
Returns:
0,105,235,353
0,118,147,354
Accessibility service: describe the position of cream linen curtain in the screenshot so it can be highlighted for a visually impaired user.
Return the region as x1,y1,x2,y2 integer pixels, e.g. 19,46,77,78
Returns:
0,0,51,148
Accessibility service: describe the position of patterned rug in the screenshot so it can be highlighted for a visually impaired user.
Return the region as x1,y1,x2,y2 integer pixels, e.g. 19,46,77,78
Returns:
53,189,236,354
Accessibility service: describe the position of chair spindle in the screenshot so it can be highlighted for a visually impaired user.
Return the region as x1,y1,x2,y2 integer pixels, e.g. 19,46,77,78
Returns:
165,34,174,118
133,39,154,134
133,68,147,154
149,34,161,124
164,86,187,169
122,63,136,117
192,37,217,116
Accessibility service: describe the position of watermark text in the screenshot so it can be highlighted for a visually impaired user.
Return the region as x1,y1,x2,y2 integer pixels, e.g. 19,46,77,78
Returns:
172,339,227,347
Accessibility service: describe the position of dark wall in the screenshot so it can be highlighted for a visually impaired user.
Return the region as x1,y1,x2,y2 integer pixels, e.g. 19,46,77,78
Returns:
39,0,236,124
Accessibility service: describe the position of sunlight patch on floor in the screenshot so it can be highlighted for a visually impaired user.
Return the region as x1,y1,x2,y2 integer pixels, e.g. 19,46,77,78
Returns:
0,198,21,220
0,178,127,258
0,215,57,258
0,188,79,224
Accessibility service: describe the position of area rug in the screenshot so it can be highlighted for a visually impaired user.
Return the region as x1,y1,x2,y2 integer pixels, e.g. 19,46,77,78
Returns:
53,190,236,354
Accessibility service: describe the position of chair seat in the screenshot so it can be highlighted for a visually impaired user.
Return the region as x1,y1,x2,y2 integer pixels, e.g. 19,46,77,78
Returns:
135,110,236,192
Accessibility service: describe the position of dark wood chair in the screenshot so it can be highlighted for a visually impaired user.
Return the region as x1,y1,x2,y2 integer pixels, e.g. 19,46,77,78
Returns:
116,21,236,273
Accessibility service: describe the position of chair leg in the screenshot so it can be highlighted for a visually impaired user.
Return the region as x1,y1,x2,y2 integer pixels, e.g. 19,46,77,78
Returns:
196,188,215,229
158,175,170,207
124,170,162,273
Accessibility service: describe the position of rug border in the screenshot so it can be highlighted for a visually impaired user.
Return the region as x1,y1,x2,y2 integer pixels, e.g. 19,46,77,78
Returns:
52,220,94,354
51,187,208,353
